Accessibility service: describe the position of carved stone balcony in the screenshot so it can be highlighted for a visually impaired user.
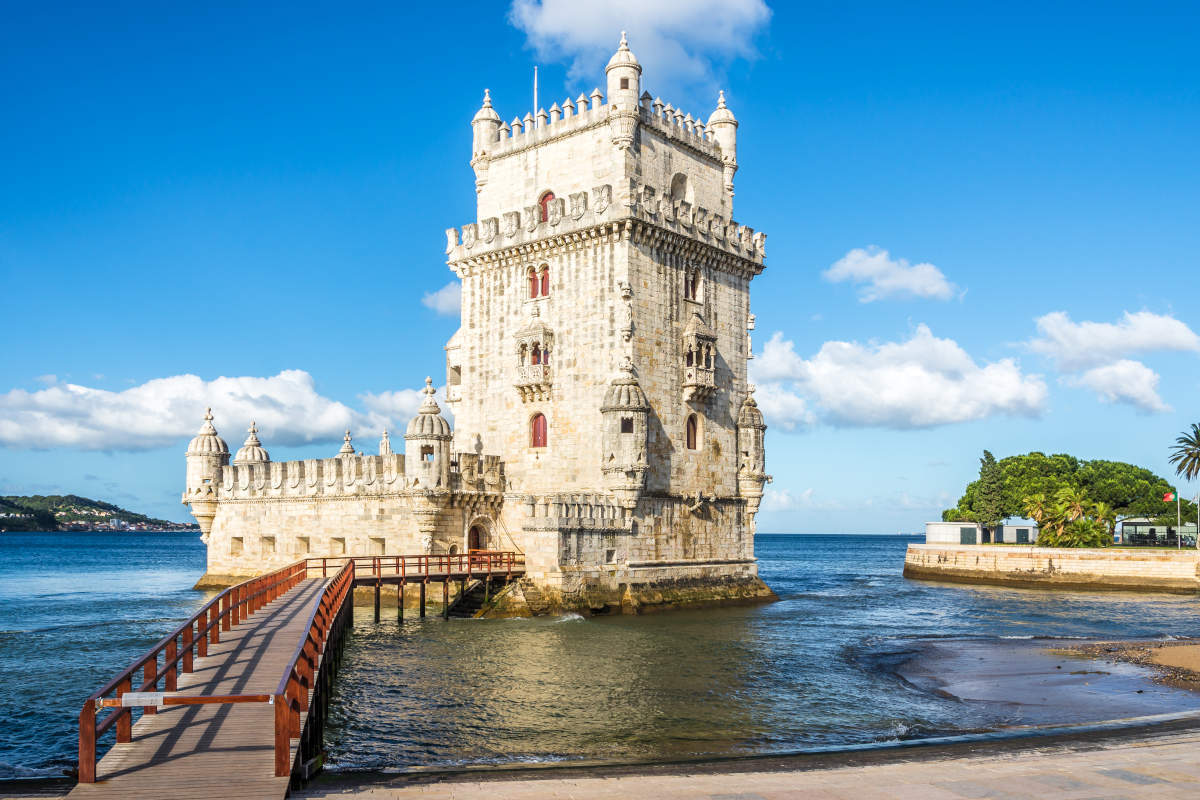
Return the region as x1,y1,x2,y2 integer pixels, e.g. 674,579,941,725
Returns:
683,364,716,403
515,364,552,402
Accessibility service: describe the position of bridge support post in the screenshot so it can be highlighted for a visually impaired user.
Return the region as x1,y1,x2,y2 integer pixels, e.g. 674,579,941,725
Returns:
443,580,449,619
419,582,426,618
374,580,381,622
398,581,404,622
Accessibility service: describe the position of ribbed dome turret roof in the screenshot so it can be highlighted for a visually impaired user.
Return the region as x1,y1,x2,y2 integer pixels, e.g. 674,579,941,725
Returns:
738,388,766,429
707,90,737,127
233,421,270,465
602,358,649,411
186,408,229,456
406,377,452,439
472,88,501,123
606,32,641,74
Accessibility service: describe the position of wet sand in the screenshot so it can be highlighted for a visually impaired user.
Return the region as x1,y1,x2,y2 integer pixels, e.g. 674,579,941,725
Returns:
895,637,1200,728
1066,640,1200,690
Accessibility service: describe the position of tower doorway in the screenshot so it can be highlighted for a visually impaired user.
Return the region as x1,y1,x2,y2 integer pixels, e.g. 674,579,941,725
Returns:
468,525,486,552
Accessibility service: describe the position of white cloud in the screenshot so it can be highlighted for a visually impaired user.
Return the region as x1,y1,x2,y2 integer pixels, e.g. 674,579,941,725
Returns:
421,282,462,316
751,326,1047,429
361,384,452,423
34,374,57,386
761,487,813,512
1065,359,1171,413
822,246,957,302
0,370,445,452
753,382,815,431
1029,310,1200,371
509,0,771,100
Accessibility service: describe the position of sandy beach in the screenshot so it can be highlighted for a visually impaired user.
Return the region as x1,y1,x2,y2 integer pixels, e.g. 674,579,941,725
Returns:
1065,640,1200,690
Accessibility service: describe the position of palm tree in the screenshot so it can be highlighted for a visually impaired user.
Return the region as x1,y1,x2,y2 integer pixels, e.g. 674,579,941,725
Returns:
1021,493,1049,525
1093,501,1118,537
1054,486,1089,522
1170,423,1200,481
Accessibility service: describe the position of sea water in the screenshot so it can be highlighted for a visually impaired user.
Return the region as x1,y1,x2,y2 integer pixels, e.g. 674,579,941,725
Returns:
3,532,1200,778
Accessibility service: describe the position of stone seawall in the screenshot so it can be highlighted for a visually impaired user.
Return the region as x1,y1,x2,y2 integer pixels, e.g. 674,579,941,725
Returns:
904,544,1200,593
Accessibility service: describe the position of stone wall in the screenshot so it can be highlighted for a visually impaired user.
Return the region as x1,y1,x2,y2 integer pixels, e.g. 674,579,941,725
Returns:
904,543,1200,593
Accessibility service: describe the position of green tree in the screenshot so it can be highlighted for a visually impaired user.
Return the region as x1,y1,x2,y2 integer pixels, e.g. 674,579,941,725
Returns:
1170,423,1200,482
974,450,1006,528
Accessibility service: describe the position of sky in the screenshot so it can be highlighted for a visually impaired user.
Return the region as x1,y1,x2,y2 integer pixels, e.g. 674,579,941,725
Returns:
2,1,1198,532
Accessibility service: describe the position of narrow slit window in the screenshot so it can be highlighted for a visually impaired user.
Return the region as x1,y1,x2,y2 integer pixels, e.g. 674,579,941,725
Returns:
686,414,698,451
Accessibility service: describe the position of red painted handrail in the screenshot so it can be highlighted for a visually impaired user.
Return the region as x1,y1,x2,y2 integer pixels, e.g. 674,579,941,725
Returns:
76,550,525,783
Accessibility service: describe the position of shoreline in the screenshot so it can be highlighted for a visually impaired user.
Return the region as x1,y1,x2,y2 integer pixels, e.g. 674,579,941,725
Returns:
1061,640,1200,691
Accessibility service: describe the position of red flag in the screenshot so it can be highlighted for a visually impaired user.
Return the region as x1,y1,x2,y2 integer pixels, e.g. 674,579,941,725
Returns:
1164,491,1177,502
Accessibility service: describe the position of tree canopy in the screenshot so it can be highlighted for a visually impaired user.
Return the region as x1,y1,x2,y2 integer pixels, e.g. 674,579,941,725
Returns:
942,452,1195,524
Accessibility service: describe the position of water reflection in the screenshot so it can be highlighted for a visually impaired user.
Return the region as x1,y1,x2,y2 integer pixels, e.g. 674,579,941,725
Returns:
325,535,1200,771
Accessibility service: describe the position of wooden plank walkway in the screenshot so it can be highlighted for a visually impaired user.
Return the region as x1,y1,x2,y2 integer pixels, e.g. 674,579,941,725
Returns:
68,578,328,800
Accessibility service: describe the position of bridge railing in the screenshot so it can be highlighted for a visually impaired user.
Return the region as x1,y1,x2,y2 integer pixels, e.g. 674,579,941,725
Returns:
308,550,525,581
77,559,310,782
76,550,525,783
272,558,355,776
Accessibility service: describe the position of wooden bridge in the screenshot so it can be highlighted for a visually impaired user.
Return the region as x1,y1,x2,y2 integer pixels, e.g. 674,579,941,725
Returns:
69,551,525,798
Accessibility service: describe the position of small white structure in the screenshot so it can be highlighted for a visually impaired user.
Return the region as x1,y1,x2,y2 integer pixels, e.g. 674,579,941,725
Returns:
924,522,1038,545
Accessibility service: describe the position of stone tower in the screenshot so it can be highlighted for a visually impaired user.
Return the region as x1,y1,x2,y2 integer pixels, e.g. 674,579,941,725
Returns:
183,33,773,611
444,33,772,604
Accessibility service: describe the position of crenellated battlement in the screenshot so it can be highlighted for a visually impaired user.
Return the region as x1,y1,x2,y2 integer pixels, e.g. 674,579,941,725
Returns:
208,451,505,501
475,89,725,165
445,181,765,265
636,97,724,160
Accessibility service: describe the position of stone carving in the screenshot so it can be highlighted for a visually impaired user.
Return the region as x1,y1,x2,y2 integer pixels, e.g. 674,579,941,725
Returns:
592,184,611,214
569,191,587,220
618,281,634,342
503,211,520,238
482,217,498,243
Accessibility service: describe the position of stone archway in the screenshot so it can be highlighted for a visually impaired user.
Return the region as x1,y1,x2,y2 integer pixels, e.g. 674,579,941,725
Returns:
466,516,494,552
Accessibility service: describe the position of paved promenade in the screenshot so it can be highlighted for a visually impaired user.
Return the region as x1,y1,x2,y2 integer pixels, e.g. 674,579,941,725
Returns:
295,727,1200,800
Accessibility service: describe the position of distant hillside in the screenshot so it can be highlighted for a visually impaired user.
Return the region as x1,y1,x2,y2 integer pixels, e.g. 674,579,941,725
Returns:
0,495,198,532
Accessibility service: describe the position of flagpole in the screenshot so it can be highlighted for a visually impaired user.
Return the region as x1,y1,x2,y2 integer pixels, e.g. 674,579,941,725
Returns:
1178,492,1182,549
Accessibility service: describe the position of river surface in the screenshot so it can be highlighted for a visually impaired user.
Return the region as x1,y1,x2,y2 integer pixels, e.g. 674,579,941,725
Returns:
3,532,1200,778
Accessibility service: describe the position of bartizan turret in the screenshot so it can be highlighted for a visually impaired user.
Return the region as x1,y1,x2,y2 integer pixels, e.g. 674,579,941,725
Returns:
183,408,230,542
600,358,650,508
470,89,502,192
736,387,769,518
707,90,738,205
405,377,452,489
606,32,642,150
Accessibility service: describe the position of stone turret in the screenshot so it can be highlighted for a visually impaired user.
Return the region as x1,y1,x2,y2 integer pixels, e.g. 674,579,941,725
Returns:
736,387,769,516
471,89,502,192
184,408,229,542
600,358,650,508
232,421,269,466
606,32,641,150
707,90,738,202
405,377,452,489
337,430,355,457
379,429,392,456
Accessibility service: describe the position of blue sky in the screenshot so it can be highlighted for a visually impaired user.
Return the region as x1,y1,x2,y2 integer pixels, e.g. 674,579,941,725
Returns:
2,1,1198,531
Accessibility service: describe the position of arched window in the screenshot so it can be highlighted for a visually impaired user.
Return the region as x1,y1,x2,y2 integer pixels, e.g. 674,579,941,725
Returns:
519,343,528,365
531,413,548,448
539,265,550,296
686,349,694,367
704,345,712,368
690,271,700,301
528,268,539,299
685,414,698,450
539,191,556,223
541,346,550,365
531,343,541,365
